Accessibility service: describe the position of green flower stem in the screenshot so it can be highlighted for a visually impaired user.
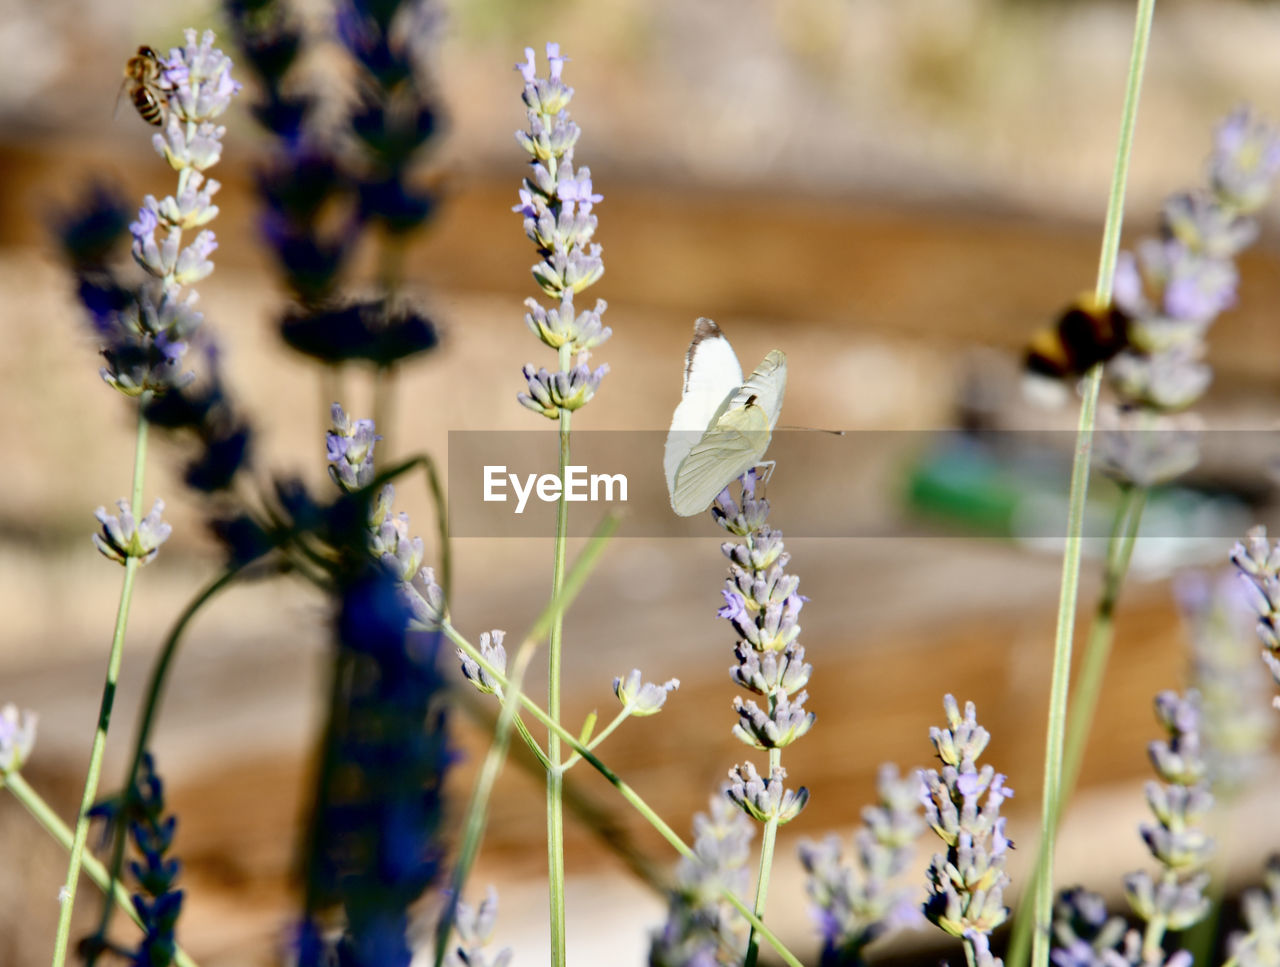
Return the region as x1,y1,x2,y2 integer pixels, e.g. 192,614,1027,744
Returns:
443,622,806,967
89,564,247,956
1008,485,1147,967
559,707,632,772
2,771,199,967
963,934,979,967
434,516,616,967
1029,4,1156,967
743,746,783,967
51,401,150,967
547,349,572,967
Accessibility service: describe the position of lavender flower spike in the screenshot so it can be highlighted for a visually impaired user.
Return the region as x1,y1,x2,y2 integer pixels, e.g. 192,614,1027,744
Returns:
1230,526,1280,705
92,498,172,565
649,790,755,967
920,696,1013,949
798,763,926,964
514,42,610,409
0,704,37,773
1123,690,1214,954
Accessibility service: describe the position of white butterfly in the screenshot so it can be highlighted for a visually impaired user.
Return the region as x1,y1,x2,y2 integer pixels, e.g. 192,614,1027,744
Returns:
664,318,787,517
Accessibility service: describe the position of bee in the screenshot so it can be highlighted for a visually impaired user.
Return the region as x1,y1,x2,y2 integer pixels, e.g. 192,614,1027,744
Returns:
1024,294,1131,381
119,46,167,127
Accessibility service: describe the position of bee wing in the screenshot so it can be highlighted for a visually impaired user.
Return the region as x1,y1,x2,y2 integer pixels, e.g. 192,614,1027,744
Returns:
670,403,772,517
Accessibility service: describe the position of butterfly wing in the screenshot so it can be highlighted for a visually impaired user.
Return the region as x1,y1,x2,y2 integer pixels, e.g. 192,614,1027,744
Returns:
670,403,771,517
664,319,743,497
727,350,787,430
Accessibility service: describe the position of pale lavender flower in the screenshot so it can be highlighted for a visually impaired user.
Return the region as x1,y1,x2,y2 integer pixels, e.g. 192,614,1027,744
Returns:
0,704,37,773
459,631,508,697
443,887,513,967
613,670,680,716
920,695,1013,944
515,43,610,409
725,761,807,825
1210,106,1280,214
1123,690,1213,938
713,470,812,826
92,498,172,566
797,763,926,964
98,30,240,399
326,402,381,491
1174,570,1275,796
158,28,242,124
649,790,754,967
517,360,609,419
1229,526,1280,704
1227,857,1280,967
1097,108,1279,486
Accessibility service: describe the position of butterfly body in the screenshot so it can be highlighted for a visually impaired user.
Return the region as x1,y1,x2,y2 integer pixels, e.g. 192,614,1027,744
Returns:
664,318,787,517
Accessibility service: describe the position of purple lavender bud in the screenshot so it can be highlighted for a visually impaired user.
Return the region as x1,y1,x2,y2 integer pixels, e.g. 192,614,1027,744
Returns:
325,403,381,491
459,630,507,697
154,117,228,172
92,498,172,566
523,296,611,353
965,929,1004,967
1210,106,1280,214
731,692,814,749
156,172,220,230
725,761,808,824
162,29,242,123
516,361,608,418
444,886,513,967
1124,871,1211,931
0,704,37,773
728,642,812,695
173,230,218,285
1161,191,1258,259
403,566,445,630
1148,690,1207,786
1052,887,1128,967
612,669,680,716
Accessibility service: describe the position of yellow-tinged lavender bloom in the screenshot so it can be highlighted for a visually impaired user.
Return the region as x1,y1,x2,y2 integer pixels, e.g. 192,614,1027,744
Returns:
612,669,680,716
92,498,172,565
920,696,1013,942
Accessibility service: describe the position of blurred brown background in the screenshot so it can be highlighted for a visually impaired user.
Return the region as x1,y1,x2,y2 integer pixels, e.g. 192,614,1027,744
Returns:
5,0,1280,964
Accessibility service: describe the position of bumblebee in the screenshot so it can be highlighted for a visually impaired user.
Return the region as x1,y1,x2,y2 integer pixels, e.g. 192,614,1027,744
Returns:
120,46,167,127
1025,295,1130,380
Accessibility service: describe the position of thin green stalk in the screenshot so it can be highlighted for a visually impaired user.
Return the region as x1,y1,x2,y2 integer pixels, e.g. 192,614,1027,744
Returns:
1008,486,1146,967
1029,4,1156,967
743,746,782,967
547,353,572,967
3,772,199,967
559,707,631,771
52,402,149,967
443,622,806,967
89,564,246,957
434,516,617,967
